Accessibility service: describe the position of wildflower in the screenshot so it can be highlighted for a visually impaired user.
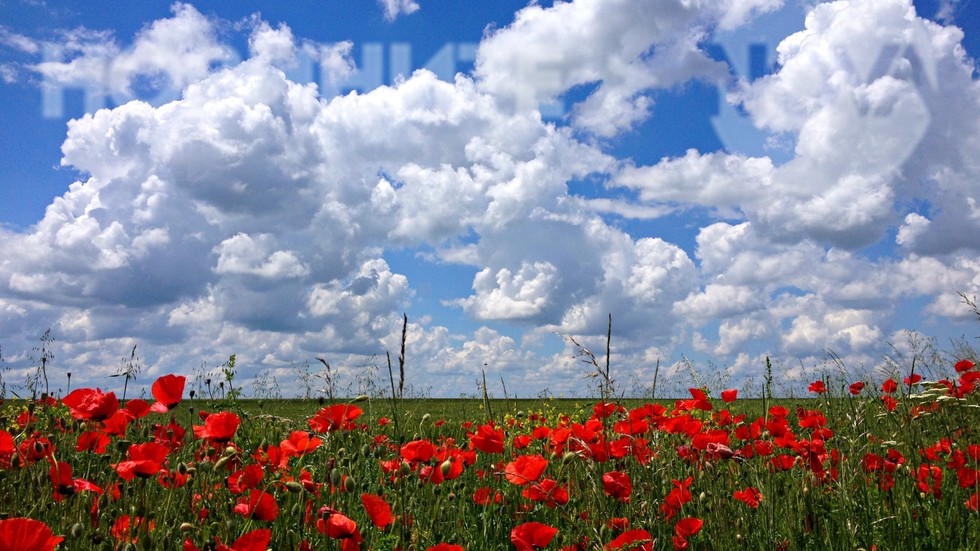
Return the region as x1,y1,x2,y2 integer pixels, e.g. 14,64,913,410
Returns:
216,528,271,551
308,404,363,433
602,471,632,502
429,545,465,551
361,493,395,528
0,518,64,551
280,431,322,457
114,441,170,481
721,389,738,403
672,517,703,550
62,388,119,421
955,359,975,372
511,522,558,551
193,411,240,442
733,487,763,508
150,374,186,413
848,382,865,395
75,431,111,454
882,379,898,394
504,454,549,486
808,381,827,394
469,423,505,454
234,490,279,521
49,460,103,500
605,529,653,551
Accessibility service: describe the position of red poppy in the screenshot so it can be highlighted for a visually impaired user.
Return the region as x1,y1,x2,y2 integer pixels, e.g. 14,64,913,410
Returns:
469,423,505,454
112,515,154,544
848,382,865,395
955,359,975,372
504,454,549,486
62,388,119,421
522,478,569,507
605,529,653,551
316,508,359,539
234,490,279,521
904,374,923,386
807,381,827,394
428,545,465,551
50,460,103,500
215,528,272,551
281,430,322,457
473,487,503,505
401,439,437,463
602,471,632,502
308,404,363,433
75,431,111,454
511,522,558,551
361,493,395,528
150,374,186,413
733,487,762,508
114,441,170,481
882,379,898,393
0,518,64,551
720,389,737,403
227,465,265,494
672,517,703,550
193,411,241,442
125,399,152,418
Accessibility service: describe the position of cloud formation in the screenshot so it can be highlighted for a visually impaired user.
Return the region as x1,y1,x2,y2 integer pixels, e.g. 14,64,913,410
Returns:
0,0,977,397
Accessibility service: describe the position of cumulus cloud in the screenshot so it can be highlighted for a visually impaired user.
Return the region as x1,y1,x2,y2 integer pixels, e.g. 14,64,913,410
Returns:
0,0,978,397
378,0,421,22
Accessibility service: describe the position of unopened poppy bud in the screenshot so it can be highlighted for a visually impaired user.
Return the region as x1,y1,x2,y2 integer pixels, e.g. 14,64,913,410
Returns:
214,456,230,470
440,460,453,477
223,446,237,457
562,451,577,463
285,481,303,493
330,468,342,486
343,476,355,492
291,503,302,516
70,522,84,538
354,394,369,402
699,491,707,502
361,444,371,457
337,447,346,457
179,523,196,532
177,463,189,475
399,461,411,476
421,413,431,424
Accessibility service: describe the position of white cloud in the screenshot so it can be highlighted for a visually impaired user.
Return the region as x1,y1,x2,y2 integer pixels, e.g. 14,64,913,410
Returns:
378,0,421,22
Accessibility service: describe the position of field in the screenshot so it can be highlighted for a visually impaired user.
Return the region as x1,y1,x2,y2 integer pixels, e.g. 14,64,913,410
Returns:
1,361,979,550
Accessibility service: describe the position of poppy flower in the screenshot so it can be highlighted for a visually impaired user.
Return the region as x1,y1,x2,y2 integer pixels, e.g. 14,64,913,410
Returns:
807,381,827,394
904,374,923,386
234,490,279,521
227,465,265,494
605,529,653,551
0,518,64,551
215,528,272,551
504,454,549,486
114,441,170,481
124,399,152,418
150,374,186,413
955,359,975,372
50,460,103,500
535,478,572,507
429,545,465,551
733,487,763,508
672,517,703,550
308,404,363,433
112,515,154,544
511,521,558,551
473,487,503,505
316,508,359,539
721,389,737,403
62,388,120,421
281,431,322,457
882,379,898,393
361,493,395,528
193,411,240,442
602,471,632,502
75,431,111,454
469,423,505,454
848,382,865,395
401,439,437,463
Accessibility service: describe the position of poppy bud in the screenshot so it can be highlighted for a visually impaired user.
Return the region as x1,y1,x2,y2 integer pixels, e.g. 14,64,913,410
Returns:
399,461,411,476
223,446,237,457
177,463,189,475
214,456,230,470
562,452,578,464
354,394,369,402
179,523,196,532
70,522,84,538
343,476,355,492
361,444,371,458
440,460,452,477
292,503,302,517
285,481,303,493
330,468,342,487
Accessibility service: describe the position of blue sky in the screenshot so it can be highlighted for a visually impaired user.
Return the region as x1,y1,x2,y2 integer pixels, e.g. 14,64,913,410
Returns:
0,0,978,399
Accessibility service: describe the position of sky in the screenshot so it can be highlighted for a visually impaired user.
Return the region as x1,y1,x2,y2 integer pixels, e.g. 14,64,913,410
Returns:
0,0,978,400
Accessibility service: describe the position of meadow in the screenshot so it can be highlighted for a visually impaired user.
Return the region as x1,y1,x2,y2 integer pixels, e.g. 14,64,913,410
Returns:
0,352,978,551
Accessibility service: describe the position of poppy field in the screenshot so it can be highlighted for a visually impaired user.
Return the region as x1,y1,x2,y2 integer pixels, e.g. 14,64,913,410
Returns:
1,359,979,550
